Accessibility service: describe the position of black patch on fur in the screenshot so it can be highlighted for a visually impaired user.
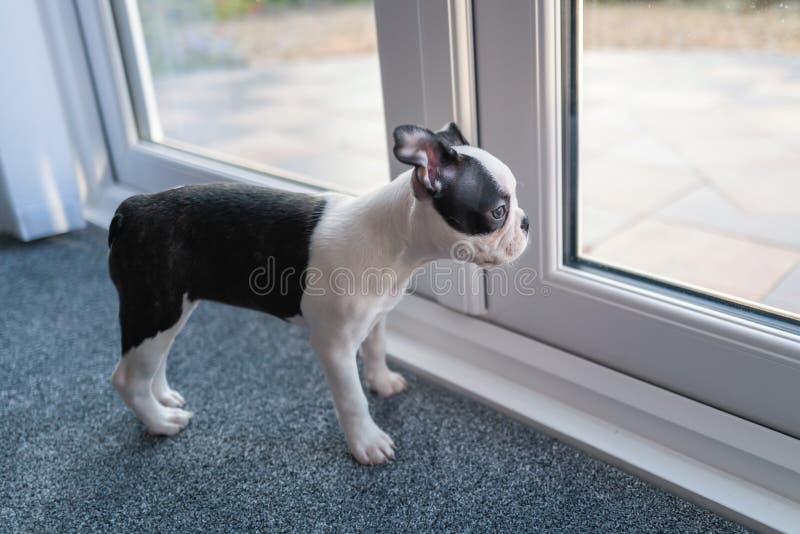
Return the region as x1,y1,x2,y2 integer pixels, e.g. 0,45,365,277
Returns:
108,183,326,353
436,122,469,146
393,124,508,235
432,155,508,235
108,212,123,247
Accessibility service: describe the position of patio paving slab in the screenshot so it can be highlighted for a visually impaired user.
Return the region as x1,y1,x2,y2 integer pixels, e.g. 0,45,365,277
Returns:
658,186,800,250
763,262,800,318
153,55,389,193
583,51,800,215
580,156,700,216
585,219,800,303
580,207,635,250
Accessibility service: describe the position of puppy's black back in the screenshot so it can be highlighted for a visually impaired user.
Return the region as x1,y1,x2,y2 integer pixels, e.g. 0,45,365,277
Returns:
108,183,326,353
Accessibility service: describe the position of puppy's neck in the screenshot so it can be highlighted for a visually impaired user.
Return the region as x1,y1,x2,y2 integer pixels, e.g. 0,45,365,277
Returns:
348,171,444,268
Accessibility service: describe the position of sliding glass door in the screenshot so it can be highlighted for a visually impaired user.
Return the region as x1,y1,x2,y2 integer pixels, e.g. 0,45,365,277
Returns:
475,0,800,437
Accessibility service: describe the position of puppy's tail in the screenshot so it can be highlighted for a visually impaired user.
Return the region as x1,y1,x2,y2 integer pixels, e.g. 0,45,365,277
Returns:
108,211,123,248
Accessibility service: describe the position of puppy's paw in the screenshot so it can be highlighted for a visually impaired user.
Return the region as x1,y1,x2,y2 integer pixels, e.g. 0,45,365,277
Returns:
155,388,186,408
367,370,408,398
145,408,193,436
346,419,396,465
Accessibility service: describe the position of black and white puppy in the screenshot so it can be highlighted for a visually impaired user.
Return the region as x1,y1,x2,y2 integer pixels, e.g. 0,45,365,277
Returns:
108,123,529,465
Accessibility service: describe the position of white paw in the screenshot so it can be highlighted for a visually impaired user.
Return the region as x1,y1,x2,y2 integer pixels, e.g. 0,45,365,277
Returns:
367,370,408,398
155,388,186,408
145,407,193,436
345,419,396,465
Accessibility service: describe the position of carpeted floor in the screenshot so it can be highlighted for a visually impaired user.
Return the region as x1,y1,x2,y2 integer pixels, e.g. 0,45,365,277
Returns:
0,226,748,533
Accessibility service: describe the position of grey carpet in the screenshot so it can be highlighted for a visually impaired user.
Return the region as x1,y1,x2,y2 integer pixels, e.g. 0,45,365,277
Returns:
0,226,748,533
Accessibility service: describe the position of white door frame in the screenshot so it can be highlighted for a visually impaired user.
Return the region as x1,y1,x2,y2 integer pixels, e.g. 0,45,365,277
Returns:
471,0,800,438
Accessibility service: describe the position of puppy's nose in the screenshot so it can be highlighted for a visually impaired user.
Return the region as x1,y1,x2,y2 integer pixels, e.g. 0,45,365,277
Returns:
520,215,530,233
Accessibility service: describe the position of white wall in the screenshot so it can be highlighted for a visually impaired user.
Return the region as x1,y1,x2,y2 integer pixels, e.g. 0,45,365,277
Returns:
0,0,85,240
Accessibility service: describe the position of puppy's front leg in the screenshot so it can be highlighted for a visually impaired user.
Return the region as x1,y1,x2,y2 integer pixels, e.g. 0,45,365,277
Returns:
312,334,396,465
361,316,408,397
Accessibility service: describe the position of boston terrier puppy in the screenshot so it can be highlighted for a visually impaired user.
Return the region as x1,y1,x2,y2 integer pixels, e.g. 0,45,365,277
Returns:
108,123,529,465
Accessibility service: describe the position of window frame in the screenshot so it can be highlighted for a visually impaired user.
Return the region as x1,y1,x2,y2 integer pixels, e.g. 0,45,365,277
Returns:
473,0,800,438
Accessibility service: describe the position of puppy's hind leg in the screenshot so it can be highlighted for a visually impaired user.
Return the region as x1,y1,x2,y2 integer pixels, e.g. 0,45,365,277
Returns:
112,295,196,436
152,355,186,408
151,301,197,408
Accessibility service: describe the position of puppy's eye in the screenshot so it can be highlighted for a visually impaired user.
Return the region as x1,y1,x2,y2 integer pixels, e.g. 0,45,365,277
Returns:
490,205,507,220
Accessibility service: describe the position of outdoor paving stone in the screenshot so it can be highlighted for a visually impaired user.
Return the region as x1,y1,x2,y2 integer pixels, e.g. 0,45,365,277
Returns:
580,156,700,215
763,262,800,319
276,152,389,193
584,51,800,217
581,106,642,157
152,55,388,193
645,119,800,214
722,158,800,215
585,219,800,302
213,131,316,165
599,133,692,172
579,207,634,250
658,186,800,250
220,106,320,130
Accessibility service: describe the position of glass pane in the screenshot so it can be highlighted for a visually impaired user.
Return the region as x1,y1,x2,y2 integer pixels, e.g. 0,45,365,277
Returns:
574,0,800,321
133,0,388,194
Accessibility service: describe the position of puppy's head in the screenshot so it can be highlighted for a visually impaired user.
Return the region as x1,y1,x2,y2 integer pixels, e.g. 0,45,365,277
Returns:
393,123,529,266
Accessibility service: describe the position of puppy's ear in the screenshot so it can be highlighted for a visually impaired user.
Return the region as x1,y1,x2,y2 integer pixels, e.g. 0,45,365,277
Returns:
393,125,458,196
436,121,469,146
